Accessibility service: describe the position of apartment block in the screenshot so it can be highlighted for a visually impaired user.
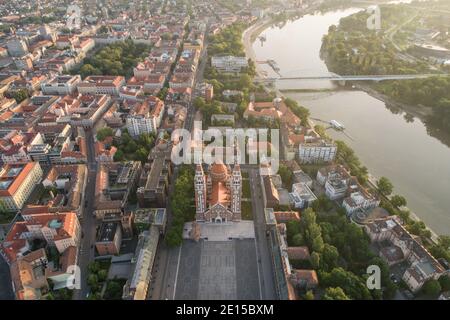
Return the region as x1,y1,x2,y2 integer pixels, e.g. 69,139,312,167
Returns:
0,162,43,212
298,140,337,164
77,76,125,96
95,222,122,256
365,217,445,293
126,97,165,137
211,55,248,72
41,75,82,95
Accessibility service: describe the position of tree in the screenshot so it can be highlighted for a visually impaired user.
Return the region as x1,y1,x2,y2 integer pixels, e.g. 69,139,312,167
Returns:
87,292,102,300
377,177,393,196
96,127,113,141
165,227,183,247
157,87,168,100
0,199,7,214
98,269,108,282
320,267,372,300
104,280,124,300
421,279,441,298
322,287,350,300
113,149,124,162
320,244,339,272
80,64,101,78
398,209,411,224
193,96,206,110
87,274,99,288
277,164,293,188
88,261,100,274
312,194,334,213
98,25,109,34
304,290,315,300
311,235,325,253
46,292,55,300
437,235,450,250
239,74,252,89
292,233,305,246
165,166,195,246
208,79,224,92
138,133,155,148
368,256,397,299
438,275,450,292
284,98,310,126
136,147,149,163
310,251,321,270
301,208,324,253
12,89,28,103
286,220,301,245
391,195,407,207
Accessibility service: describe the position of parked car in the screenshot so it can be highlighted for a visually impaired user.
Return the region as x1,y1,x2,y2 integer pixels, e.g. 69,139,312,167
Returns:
390,274,399,284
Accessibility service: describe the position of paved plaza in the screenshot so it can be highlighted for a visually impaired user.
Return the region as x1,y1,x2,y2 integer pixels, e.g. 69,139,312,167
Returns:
183,221,255,241
174,239,261,300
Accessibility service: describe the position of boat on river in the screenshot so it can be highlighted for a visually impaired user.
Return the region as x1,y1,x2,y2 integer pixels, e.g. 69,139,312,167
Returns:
330,120,345,130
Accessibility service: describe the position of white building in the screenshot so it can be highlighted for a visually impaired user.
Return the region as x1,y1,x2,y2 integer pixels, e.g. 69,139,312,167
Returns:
298,140,337,164
126,97,165,137
77,76,125,96
343,184,380,215
325,177,349,200
122,227,159,300
41,75,82,95
365,216,445,293
0,163,43,212
289,183,317,209
126,116,157,137
211,56,248,72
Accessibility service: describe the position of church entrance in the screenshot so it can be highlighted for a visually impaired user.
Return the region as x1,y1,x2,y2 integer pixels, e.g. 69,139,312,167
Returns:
214,217,223,223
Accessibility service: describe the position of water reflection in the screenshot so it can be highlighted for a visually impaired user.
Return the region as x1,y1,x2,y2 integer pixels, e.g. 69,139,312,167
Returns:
251,7,450,234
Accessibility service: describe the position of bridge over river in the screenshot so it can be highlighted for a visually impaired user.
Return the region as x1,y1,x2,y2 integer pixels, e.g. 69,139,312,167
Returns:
257,73,449,82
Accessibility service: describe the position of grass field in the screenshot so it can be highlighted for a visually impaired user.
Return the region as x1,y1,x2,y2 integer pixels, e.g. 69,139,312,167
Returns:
241,201,253,220
242,179,251,198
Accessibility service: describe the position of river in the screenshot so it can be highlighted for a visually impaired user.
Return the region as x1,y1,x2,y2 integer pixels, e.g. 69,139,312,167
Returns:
251,7,450,235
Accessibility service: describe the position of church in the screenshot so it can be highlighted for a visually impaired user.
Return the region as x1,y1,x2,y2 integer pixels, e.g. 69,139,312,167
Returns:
194,162,242,223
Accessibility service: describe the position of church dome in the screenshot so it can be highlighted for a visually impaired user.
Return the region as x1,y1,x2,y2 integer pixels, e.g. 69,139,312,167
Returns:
210,163,228,182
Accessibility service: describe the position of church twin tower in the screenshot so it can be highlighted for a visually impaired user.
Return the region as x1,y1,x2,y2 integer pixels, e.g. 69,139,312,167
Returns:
194,162,242,223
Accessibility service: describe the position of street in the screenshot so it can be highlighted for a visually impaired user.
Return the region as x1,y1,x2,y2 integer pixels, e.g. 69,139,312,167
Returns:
248,168,277,299
148,19,211,300
73,129,99,300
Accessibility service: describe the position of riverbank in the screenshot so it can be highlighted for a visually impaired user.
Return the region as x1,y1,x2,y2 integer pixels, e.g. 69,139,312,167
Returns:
242,6,320,76
319,49,435,125
242,9,442,243
355,83,433,119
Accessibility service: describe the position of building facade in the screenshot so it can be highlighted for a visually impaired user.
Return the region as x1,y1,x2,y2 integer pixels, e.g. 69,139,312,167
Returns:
41,75,81,95
0,162,43,212
298,141,337,164
194,163,242,223
211,56,248,72
77,76,125,95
